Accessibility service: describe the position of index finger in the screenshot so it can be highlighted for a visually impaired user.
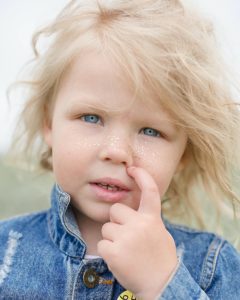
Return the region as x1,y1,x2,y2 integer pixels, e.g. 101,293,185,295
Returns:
127,166,161,215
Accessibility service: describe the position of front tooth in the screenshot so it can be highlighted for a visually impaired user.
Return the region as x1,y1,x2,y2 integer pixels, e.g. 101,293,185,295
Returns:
98,183,107,188
97,183,120,191
107,185,118,191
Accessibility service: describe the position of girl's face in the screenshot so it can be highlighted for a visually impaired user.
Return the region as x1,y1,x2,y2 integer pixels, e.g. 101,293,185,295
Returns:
44,51,188,224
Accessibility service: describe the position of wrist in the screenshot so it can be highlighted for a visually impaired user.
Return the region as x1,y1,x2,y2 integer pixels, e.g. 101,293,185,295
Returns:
135,259,180,300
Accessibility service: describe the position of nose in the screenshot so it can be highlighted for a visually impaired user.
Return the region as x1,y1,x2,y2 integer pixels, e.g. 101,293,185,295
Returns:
99,135,133,166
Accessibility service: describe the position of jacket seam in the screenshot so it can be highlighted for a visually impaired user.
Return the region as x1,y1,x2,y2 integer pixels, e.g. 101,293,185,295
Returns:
199,236,225,291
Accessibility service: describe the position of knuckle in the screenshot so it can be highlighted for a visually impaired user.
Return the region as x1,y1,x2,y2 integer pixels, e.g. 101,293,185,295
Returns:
101,227,106,237
101,222,107,233
101,222,111,236
97,240,112,259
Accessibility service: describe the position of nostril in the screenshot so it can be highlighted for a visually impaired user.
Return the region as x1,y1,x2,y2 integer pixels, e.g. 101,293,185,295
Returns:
99,146,133,166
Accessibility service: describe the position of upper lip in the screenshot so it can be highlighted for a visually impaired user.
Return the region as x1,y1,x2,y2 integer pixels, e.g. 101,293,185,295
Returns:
91,177,130,191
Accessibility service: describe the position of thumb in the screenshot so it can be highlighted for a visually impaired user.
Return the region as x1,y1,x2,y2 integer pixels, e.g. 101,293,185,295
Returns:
127,167,161,215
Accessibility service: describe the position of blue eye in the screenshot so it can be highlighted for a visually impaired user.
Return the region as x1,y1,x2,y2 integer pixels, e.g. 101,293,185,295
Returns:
141,127,160,137
81,114,100,124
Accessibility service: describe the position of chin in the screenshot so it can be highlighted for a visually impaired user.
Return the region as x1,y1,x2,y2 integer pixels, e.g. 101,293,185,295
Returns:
84,208,111,224
92,212,111,223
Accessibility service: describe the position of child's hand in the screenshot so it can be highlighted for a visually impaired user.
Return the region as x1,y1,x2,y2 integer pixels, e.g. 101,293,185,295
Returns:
97,167,178,300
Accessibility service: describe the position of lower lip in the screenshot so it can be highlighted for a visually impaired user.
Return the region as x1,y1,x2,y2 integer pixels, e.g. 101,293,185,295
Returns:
90,183,129,203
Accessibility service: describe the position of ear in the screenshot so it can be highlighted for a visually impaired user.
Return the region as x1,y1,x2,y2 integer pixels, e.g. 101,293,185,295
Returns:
42,119,53,148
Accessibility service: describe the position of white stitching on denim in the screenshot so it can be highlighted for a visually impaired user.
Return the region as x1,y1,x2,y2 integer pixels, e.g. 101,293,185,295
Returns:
176,243,185,262
199,236,224,291
0,230,22,285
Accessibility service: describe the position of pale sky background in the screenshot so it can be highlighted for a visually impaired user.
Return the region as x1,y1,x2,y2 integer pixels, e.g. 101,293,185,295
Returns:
0,0,240,155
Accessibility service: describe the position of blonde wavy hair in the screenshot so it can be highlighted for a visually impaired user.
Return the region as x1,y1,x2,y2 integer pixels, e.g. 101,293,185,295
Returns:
11,0,240,233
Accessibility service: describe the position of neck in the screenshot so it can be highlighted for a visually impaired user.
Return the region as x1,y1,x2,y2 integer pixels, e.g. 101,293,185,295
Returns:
73,211,104,256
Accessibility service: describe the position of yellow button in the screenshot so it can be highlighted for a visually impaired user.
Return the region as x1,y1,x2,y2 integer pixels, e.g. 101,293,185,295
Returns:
117,290,137,300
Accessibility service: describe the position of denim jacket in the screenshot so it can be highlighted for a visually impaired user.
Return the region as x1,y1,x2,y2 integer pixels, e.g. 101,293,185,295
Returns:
0,184,239,299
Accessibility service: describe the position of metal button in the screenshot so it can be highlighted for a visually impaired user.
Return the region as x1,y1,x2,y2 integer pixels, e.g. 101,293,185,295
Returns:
83,268,99,288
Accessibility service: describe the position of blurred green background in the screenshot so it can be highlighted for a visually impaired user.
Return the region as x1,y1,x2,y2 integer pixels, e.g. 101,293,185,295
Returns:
0,158,53,220
0,157,239,250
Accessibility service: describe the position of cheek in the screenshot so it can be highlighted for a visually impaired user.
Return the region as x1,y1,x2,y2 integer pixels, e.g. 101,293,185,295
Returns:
50,137,84,181
133,143,180,196
133,143,159,166
79,136,101,149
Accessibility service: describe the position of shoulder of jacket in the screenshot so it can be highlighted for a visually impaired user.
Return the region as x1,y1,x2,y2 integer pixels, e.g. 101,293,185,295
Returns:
164,220,220,241
165,220,239,292
0,211,48,238
165,221,240,292
165,220,226,254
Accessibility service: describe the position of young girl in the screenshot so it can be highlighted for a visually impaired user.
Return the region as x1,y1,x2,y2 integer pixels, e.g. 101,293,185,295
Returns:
1,0,240,299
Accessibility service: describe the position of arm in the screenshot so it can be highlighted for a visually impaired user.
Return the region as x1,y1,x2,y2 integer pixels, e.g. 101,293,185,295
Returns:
158,238,240,299
158,261,210,299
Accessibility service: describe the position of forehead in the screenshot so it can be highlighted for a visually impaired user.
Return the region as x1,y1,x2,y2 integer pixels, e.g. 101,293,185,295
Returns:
58,49,130,106
55,50,175,122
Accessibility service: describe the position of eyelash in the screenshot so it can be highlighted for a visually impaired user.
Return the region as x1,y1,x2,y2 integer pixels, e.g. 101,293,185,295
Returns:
80,114,162,138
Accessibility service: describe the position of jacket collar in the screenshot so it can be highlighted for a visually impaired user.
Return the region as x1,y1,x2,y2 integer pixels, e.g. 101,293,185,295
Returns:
47,184,179,259
47,184,87,258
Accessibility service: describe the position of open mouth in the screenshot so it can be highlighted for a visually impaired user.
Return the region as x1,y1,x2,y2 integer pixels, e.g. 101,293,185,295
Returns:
95,183,123,192
90,179,130,202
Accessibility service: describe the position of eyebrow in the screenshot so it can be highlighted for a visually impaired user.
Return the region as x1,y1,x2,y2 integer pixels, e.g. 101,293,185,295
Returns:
65,94,110,114
65,94,135,116
66,101,108,114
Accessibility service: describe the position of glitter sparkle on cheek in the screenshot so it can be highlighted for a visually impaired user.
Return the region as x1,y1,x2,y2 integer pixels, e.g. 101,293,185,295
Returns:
134,143,159,162
80,136,123,149
79,135,160,168
108,136,121,143
81,139,101,148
